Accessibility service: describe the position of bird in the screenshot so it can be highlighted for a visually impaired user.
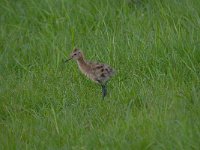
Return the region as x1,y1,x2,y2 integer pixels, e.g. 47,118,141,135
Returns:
65,48,115,99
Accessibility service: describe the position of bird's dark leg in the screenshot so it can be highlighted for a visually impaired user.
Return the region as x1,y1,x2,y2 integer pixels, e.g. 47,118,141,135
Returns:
101,84,107,100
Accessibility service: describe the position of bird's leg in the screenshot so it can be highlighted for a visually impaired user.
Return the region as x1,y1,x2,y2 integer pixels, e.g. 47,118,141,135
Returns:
101,84,107,100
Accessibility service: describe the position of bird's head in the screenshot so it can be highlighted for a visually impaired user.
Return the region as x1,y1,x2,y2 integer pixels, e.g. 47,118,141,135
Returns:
65,48,83,62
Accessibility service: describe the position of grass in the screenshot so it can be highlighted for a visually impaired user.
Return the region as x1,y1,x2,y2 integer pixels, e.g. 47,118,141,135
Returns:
0,0,200,149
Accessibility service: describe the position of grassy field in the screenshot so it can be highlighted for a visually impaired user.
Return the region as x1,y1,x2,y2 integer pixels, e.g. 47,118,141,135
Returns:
0,0,200,149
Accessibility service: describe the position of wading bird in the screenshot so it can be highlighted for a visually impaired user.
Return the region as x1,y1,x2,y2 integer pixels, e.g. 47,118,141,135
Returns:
65,48,115,99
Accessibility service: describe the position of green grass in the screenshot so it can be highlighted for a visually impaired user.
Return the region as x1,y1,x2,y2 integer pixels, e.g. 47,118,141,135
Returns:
0,0,200,149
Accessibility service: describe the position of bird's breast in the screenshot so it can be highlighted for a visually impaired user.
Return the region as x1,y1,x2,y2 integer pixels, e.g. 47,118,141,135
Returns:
78,63,99,83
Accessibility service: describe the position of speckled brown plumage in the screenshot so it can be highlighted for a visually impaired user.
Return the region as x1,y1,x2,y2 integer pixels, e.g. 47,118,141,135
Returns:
65,48,115,99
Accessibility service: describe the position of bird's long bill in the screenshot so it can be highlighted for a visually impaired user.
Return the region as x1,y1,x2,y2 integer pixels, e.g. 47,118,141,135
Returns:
64,57,72,63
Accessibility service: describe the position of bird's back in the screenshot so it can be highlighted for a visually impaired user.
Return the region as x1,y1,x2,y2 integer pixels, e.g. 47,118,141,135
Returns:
88,62,115,84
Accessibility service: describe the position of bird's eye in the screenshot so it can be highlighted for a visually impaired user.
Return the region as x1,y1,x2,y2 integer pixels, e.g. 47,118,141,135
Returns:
74,53,77,55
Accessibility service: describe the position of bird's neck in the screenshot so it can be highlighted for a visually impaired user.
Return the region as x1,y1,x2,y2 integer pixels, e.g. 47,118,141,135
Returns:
77,57,88,69
77,56,85,64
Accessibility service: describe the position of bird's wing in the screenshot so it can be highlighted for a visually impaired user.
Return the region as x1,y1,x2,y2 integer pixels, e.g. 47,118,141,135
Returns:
91,63,115,83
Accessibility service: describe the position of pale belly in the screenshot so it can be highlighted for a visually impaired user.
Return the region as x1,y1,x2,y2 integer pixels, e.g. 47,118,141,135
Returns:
78,65,99,83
